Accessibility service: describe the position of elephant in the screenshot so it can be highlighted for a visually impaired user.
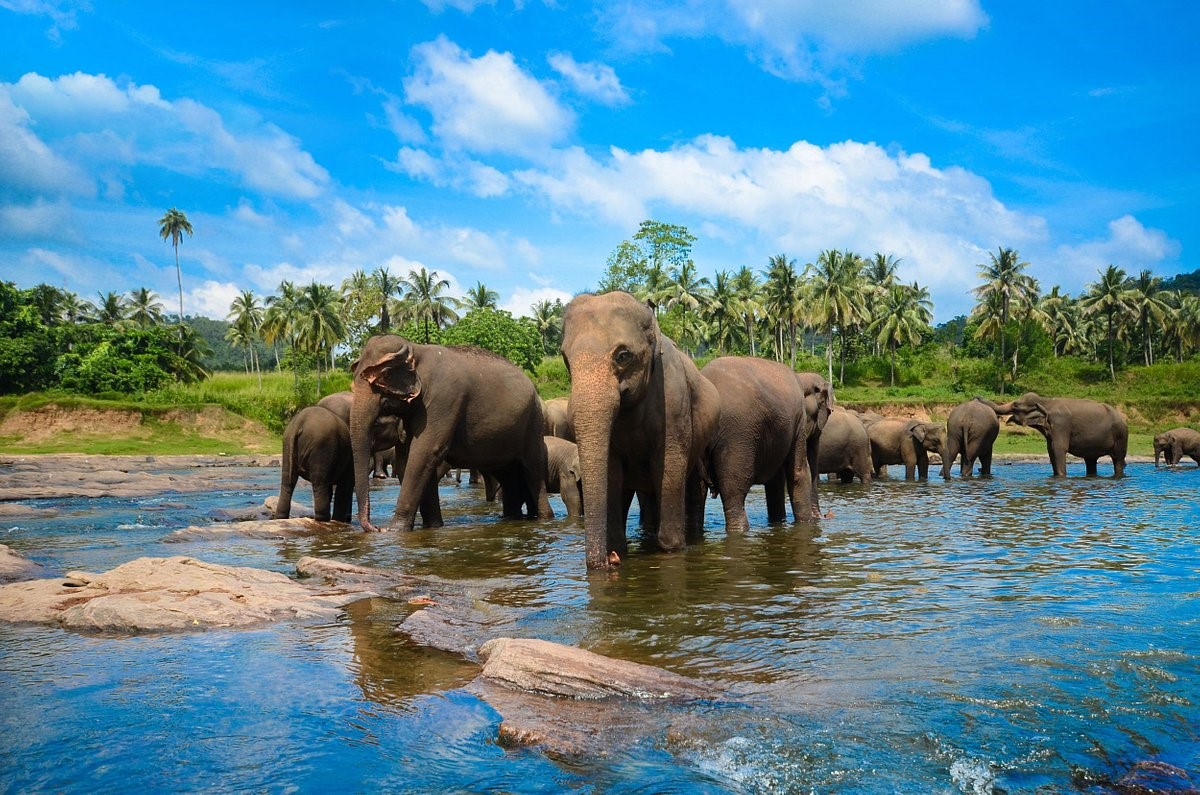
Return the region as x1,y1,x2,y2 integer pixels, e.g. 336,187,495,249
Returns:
1153,427,1200,467
542,397,574,441
982,392,1128,477
317,391,403,479
815,407,873,484
561,291,720,569
349,335,553,532
544,436,583,517
273,405,353,522
942,398,1000,478
794,372,834,514
702,356,818,533
867,418,946,480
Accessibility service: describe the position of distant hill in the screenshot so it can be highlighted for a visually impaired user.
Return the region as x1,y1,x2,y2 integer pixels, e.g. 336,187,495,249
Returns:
1163,268,1200,294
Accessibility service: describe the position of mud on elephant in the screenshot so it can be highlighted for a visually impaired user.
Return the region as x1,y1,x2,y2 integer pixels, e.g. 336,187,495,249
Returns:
867,418,945,480
983,392,1127,477
1153,427,1200,467
561,291,719,569
349,335,553,532
702,357,821,533
942,398,1000,478
274,405,353,522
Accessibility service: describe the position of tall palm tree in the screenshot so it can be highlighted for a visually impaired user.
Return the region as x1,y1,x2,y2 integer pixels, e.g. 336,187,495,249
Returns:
127,287,165,328
61,291,91,324
370,267,404,333
158,207,193,326
731,265,763,357
462,281,500,311
1038,285,1073,357
531,298,564,355
704,270,740,354
1079,265,1134,380
1127,269,1171,366
227,289,264,385
171,323,211,383
808,249,867,384
263,280,302,375
761,254,803,365
868,282,933,386
397,267,459,343
94,291,128,326
294,282,345,392
970,247,1036,390
864,253,901,356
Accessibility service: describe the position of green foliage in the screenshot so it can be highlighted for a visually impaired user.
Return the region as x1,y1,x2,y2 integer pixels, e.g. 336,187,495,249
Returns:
441,308,543,373
533,356,570,399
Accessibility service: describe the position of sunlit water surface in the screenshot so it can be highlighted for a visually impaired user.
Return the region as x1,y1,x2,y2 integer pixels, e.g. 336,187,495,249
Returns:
1,462,1198,793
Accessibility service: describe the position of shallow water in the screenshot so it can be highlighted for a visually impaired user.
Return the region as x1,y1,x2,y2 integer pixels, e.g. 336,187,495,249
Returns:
2,462,1198,792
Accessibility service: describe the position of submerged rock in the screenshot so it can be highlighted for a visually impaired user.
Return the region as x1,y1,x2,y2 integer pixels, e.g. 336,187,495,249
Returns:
0,544,51,584
0,555,378,633
206,496,314,523
166,516,341,541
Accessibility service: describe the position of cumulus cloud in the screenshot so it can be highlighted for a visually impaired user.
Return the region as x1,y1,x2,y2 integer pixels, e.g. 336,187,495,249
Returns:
1,71,329,204
186,280,242,319
0,89,91,198
501,286,573,319
403,36,573,157
1053,215,1180,292
548,52,631,106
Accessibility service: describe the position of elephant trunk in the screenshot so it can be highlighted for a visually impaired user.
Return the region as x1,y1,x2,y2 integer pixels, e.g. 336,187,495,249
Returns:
350,386,382,531
570,369,620,570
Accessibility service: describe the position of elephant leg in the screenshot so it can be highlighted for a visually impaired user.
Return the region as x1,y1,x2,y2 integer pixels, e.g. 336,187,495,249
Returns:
763,470,787,525
500,472,526,518
838,469,854,484
1048,440,1068,477
942,436,960,479
1085,458,1099,477
332,471,354,522
312,479,333,522
787,448,814,522
684,472,706,544
416,477,444,528
978,444,993,477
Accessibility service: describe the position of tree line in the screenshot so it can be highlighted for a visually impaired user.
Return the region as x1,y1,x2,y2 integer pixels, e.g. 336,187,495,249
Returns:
2,212,1197,398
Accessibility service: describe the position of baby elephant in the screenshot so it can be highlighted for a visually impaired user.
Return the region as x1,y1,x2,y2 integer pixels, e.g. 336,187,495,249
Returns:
1154,427,1200,467
544,436,583,517
867,418,946,480
274,405,353,522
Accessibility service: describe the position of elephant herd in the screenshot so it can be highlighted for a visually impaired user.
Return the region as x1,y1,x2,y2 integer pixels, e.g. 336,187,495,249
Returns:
274,290,1198,571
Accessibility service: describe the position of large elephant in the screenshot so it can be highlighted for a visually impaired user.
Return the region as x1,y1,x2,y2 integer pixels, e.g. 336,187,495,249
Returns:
702,356,817,533
867,418,946,480
273,405,353,522
318,390,403,481
349,335,553,532
815,408,873,484
1154,427,1200,467
983,392,1128,477
794,372,834,514
542,397,574,441
561,291,720,569
545,436,583,517
942,398,1000,478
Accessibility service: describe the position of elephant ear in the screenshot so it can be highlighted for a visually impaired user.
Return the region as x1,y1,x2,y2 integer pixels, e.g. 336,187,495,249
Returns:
359,348,422,404
910,422,928,443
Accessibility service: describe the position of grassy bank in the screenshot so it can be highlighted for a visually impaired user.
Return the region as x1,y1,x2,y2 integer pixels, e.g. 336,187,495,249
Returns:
1,355,1195,457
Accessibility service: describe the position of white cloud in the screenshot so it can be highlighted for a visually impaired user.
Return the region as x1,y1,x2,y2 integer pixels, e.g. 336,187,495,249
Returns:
548,52,631,106
1052,215,1180,291
0,198,76,239
0,89,91,197
502,286,573,318
2,71,329,202
186,280,242,319
388,147,510,197
403,36,574,157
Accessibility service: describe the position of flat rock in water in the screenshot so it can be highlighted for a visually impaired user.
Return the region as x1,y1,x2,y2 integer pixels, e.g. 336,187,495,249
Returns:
0,503,59,519
0,544,52,584
166,516,341,541
207,496,314,523
0,555,379,633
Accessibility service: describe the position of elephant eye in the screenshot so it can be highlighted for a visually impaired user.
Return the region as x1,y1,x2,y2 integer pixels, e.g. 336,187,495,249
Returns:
613,348,634,368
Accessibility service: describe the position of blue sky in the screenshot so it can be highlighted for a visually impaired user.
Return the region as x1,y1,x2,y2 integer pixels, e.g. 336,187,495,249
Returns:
2,1,1196,323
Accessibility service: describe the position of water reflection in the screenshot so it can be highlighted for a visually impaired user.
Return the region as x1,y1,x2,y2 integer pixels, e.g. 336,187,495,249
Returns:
1,462,1198,791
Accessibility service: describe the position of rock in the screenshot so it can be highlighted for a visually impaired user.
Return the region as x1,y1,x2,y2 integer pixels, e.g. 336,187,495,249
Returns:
0,555,378,633
166,517,340,541
477,637,712,701
0,544,52,584
206,496,314,523
0,503,59,519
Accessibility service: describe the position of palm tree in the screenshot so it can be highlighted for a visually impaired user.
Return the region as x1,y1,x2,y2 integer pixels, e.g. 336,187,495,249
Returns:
94,291,128,326
227,290,264,385
731,266,763,357
398,267,459,343
294,281,345,392
61,291,92,324
761,254,803,365
370,267,404,333
531,298,564,355
1079,265,1134,380
158,207,193,326
807,249,867,385
1127,269,1171,366
868,282,933,386
171,323,211,383
263,280,302,375
704,270,741,354
1038,286,1073,358
970,247,1036,390
127,287,165,328
462,281,500,312
864,253,901,356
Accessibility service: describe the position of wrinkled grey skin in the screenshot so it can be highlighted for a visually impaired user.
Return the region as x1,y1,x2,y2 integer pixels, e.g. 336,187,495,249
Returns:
542,397,574,441
274,405,353,522
544,436,583,517
982,392,1128,477
318,390,403,481
1154,427,1200,467
815,408,873,484
561,291,720,569
702,356,819,533
867,418,946,480
794,372,834,515
942,398,1000,478
349,335,552,532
